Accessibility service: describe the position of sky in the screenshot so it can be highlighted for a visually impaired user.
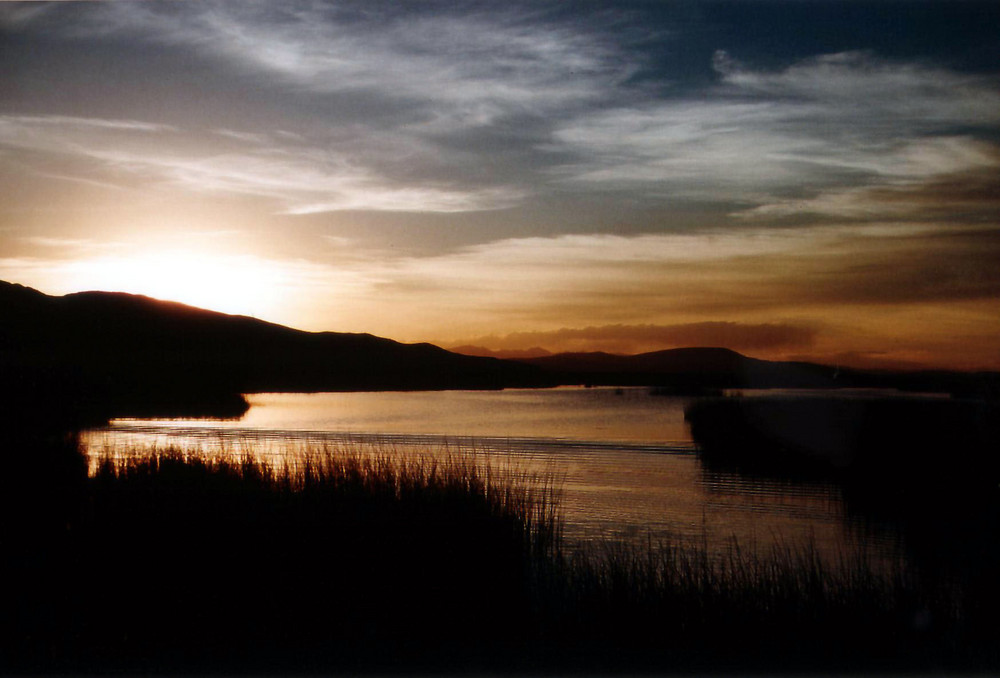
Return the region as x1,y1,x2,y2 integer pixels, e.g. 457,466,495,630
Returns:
2,1,999,370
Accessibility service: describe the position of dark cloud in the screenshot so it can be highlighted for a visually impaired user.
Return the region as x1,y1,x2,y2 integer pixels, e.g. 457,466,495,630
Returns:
783,227,1000,308
737,140,1000,223
457,321,819,356
5,2,998,229
864,165,1000,221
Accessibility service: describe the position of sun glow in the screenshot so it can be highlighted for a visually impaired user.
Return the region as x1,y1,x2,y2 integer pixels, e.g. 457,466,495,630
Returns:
57,249,287,319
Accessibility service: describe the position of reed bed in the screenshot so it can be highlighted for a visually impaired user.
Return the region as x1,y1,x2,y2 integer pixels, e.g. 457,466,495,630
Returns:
0,435,990,673
533,536,964,671
90,442,566,563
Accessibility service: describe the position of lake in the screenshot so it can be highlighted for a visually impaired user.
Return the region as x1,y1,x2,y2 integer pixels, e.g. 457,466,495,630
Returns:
81,386,901,563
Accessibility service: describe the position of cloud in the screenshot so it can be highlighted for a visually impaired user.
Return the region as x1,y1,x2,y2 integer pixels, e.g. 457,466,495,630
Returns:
11,6,998,224
1,115,175,134
552,51,1000,210
88,144,524,214
716,50,999,123
737,142,1000,221
799,227,1000,307
0,3,57,27
339,223,1000,343
0,115,175,155
383,227,999,368
1,1,640,215
19,237,125,258
6,224,998,369
0,115,524,213
59,1,631,129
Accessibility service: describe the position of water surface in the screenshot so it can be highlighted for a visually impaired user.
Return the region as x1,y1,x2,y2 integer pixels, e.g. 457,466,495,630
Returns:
82,387,898,561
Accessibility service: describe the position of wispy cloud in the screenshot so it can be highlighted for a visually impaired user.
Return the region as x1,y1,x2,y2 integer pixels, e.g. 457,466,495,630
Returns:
336,224,1000,342
2,1,639,215
19,236,125,254
384,226,1000,368
738,139,1000,221
552,51,1000,212
63,1,631,129
2,115,175,134
87,143,524,213
0,115,524,213
0,115,175,155
10,6,998,224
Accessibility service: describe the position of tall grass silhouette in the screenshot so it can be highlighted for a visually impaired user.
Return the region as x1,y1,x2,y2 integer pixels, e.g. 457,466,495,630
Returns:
1,436,991,673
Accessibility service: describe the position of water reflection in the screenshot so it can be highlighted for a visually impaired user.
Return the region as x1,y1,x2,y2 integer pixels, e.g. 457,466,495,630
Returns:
81,388,901,565
108,387,695,443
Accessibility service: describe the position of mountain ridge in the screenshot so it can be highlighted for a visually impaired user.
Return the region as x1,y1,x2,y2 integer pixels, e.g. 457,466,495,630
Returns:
512,345,999,395
0,281,551,424
3,280,996,425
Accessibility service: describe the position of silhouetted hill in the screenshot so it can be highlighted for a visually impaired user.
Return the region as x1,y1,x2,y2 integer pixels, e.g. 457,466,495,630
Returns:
0,281,550,425
3,280,996,426
521,347,768,375
517,347,834,389
516,346,1000,395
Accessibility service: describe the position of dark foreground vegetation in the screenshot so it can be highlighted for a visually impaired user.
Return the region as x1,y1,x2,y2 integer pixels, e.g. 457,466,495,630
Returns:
3,430,997,674
686,394,1000,673
686,396,1000,486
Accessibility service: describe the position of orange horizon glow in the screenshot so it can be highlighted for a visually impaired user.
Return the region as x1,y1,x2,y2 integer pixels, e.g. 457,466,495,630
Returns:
5,267,999,373
3,4,999,375
4,222,999,372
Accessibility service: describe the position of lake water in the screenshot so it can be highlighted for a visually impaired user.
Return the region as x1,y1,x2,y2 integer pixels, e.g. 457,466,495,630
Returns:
81,387,901,563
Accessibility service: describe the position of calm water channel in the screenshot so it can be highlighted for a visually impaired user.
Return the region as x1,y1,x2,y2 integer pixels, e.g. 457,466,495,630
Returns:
81,387,901,563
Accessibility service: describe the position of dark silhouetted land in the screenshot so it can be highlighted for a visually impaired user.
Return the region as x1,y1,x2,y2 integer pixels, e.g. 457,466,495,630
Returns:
4,279,1000,672
515,346,1000,395
686,396,1000,485
2,435,990,674
4,280,997,424
685,393,1000,668
0,280,552,425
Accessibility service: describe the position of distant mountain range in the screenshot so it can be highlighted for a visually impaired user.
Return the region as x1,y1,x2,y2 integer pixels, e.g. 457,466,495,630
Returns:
2,280,996,425
509,348,996,394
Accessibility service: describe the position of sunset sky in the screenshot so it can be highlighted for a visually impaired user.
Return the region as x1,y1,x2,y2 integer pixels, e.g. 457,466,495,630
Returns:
2,1,999,369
